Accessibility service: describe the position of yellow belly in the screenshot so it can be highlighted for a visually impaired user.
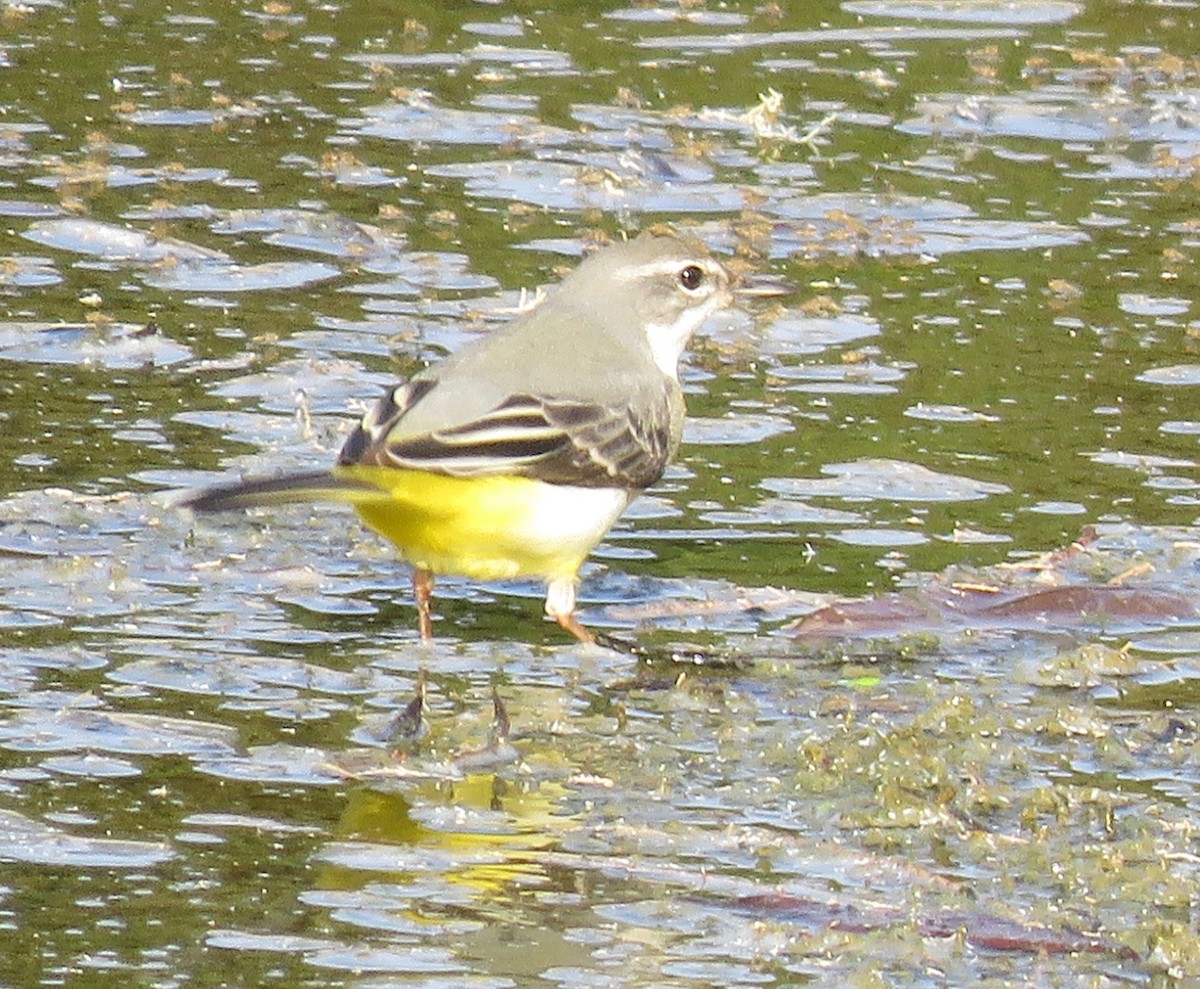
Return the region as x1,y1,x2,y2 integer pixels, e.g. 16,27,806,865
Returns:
334,465,630,583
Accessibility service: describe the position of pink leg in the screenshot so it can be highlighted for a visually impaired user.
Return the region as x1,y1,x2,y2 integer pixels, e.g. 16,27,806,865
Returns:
552,610,596,645
545,577,594,644
412,568,435,642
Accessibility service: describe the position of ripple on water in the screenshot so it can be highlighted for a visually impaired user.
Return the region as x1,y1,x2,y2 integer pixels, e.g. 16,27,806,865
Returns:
1087,450,1196,472
0,321,192,369
683,413,793,445
108,654,408,701
344,250,498,291
212,208,407,260
206,355,389,413
904,403,1001,424
204,930,339,954
634,25,1027,52
22,217,228,263
771,361,908,395
349,94,576,147
782,215,1086,258
0,648,108,676
1026,500,1088,515
829,527,929,547
170,408,332,449
305,944,464,975
843,0,1082,24
0,255,61,287
180,812,327,835
764,459,1011,502
116,108,264,127
345,44,575,75
0,708,238,757
40,753,141,779
141,259,342,293
195,743,345,786
17,215,346,294
28,162,229,189
426,159,751,214
0,809,174,867
1126,630,1200,656
312,840,515,879
604,6,749,25
704,193,1087,259
699,497,866,527
1118,293,1191,317
900,91,1200,148
1138,365,1200,386
761,312,882,356
0,199,65,217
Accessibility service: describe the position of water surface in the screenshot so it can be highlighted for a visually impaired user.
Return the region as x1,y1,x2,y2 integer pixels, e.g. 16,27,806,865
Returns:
2,1,1200,985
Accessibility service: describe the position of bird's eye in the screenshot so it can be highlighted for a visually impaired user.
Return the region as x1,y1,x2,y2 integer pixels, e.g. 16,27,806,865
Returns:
678,264,705,291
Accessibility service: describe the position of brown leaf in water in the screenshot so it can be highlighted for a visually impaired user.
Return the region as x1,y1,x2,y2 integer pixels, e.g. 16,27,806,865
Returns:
791,593,945,637
974,585,1196,623
792,579,1196,639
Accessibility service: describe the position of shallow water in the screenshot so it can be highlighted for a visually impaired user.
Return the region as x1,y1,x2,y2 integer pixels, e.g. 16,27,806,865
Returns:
2,1,1200,985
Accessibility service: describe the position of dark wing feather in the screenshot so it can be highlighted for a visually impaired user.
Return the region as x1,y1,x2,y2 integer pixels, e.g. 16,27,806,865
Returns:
338,379,436,466
536,396,675,489
340,385,674,490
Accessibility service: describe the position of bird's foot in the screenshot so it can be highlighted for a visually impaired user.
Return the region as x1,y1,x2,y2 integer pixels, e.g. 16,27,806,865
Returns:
592,630,749,669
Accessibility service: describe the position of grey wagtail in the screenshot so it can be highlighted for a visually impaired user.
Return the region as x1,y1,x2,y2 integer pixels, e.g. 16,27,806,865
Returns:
181,230,734,644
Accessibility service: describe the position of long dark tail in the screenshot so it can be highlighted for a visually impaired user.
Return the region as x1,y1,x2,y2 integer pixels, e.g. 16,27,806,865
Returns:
178,470,380,513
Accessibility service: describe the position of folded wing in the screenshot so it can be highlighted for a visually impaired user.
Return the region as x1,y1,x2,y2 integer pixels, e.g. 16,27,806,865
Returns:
341,383,674,490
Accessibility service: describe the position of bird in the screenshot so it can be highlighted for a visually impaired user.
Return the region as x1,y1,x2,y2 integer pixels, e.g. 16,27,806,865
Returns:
180,229,735,644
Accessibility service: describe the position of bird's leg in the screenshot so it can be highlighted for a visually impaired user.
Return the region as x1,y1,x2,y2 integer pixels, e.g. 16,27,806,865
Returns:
412,567,436,642
553,610,596,645
545,578,595,645
544,578,738,665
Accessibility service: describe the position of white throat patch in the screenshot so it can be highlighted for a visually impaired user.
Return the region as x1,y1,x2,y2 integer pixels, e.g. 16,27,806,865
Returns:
645,304,717,378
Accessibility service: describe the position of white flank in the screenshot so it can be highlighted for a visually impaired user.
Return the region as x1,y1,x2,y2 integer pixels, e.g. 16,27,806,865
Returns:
521,484,631,560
